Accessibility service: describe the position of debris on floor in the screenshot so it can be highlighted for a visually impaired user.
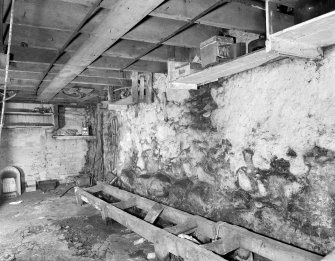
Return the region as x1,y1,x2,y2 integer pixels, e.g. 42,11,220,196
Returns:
0,190,154,261
8,200,22,205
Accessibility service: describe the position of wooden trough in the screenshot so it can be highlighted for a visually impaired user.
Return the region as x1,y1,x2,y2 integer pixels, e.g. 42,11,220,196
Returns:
75,182,331,261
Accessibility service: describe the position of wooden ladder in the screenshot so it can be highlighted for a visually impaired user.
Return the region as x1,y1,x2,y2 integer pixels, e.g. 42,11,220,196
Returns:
75,182,328,261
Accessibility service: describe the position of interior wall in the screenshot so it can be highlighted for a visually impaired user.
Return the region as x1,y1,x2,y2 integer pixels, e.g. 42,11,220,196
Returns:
89,46,335,255
0,106,89,185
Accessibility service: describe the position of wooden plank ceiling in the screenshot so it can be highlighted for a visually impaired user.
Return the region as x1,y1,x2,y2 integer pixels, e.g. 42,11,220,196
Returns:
0,0,298,104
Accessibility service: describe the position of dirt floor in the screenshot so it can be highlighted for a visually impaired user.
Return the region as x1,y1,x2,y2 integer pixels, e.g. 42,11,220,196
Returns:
0,186,155,261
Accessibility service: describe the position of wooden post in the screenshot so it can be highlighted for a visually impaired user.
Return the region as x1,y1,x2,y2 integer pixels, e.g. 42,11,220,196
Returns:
144,202,165,224
131,71,138,104
53,104,59,131
266,0,294,36
101,205,109,225
139,75,145,102
145,73,153,104
74,187,84,206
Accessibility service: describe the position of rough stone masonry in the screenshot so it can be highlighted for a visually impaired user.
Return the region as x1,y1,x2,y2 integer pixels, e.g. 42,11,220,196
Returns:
85,46,335,255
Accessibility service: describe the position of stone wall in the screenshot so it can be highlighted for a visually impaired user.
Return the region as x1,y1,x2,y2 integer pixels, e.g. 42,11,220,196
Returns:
89,47,335,255
0,106,89,185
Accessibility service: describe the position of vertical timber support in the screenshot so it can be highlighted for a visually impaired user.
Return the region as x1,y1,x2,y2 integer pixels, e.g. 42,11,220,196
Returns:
145,73,153,104
101,205,109,225
131,71,139,104
74,187,84,206
139,75,145,102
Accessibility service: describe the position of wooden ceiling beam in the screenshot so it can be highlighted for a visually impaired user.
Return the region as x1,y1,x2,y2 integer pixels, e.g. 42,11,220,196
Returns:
42,75,132,86
9,46,167,73
105,39,191,62
87,56,167,73
122,17,223,48
150,0,266,34
8,0,91,32
50,66,132,78
9,62,51,72
0,78,39,87
8,24,73,50
7,62,132,80
1,73,131,87
8,25,193,63
37,0,166,101
0,70,44,80
8,0,265,36
61,0,268,33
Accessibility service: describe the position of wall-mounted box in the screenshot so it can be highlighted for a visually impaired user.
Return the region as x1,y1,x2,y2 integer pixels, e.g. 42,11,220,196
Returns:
170,62,202,82
200,36,246,67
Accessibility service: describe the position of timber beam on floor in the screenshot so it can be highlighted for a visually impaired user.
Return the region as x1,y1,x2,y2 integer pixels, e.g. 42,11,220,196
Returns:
74,183,323,261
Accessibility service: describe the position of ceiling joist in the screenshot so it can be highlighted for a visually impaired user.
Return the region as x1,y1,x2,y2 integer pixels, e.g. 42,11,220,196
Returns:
37,0,166,101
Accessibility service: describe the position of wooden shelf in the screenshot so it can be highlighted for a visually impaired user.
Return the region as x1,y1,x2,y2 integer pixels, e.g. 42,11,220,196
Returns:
52,135,96,140
4,123,54,129
267,10,335,59
5,111,53,116
172,50,282,86
172,10,335,87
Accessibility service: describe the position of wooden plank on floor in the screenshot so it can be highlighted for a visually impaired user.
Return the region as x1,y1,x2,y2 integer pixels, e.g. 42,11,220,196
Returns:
97,182,322,261
144,202,165,224
202,237,240,255
83,185,102,194
76,188,227,261
112,197,137,210
38,0,166,101
164,220,198,235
